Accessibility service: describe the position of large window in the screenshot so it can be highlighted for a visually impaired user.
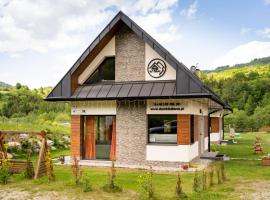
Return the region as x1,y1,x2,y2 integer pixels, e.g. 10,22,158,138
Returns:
148,115,177,144
85,57,115,84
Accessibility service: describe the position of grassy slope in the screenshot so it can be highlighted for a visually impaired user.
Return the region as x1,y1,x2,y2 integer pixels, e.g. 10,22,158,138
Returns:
1,132,270,199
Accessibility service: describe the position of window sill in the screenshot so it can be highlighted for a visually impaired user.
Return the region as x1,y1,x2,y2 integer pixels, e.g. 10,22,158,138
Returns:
147,143,178,146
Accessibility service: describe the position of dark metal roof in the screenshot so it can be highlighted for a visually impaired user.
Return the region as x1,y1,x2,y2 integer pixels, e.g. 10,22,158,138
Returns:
45,11,231,110
46,80,226,107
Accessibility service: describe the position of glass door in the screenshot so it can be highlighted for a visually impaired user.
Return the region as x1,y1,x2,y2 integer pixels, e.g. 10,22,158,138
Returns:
95,116,113,160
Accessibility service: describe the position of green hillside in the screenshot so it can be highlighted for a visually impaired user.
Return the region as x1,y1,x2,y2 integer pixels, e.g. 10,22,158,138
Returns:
201,58,270,132
0,82,70,134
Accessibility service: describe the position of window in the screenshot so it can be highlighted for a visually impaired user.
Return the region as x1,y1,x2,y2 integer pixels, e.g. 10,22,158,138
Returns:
148,115,177,144
85,57,115,84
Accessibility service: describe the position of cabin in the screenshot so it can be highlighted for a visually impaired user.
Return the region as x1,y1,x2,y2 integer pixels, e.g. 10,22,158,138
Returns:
46,11,231,168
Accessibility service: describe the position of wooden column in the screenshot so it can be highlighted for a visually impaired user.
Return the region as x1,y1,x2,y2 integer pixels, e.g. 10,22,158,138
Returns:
177,114,191,145
70,115,83,158
110,117,116,161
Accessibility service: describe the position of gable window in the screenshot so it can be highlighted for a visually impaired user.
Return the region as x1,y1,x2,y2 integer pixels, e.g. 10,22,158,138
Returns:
148,115,177,144
85,57,115,84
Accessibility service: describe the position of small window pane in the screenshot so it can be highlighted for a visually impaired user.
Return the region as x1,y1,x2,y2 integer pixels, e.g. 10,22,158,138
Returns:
148,115,177,144
85,57,115,84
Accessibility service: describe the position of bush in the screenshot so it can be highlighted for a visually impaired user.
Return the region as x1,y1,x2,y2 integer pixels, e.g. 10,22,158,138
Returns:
175,172,187,199
0,159,11,184
82,175,93,192
103,161,122,193
202,170,207,191
208,166,214,187
216,167,222,184
24,153,34,179
220,161,226,182
71,156,82,185
138,166,155,200
193,171,200,193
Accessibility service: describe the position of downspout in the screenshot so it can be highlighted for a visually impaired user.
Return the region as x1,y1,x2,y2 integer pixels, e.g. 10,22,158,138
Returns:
208,109,222,152
222,113,230,140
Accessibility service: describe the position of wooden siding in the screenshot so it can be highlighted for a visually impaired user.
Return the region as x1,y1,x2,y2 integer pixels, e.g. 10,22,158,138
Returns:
211,117,220,133
71,115,82,157
177,114,191,145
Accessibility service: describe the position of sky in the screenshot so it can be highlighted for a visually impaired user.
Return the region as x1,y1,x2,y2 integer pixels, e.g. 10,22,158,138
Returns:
0,0,270,88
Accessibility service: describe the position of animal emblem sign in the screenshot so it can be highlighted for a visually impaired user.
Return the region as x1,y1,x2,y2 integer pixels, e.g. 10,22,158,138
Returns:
147,58,167,78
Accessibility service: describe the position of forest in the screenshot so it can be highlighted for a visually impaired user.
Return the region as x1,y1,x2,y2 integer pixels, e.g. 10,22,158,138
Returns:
202,57,270,132
0,83,70,134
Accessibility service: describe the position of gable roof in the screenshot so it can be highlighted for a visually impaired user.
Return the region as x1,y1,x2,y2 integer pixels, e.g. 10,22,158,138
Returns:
45,11,230,110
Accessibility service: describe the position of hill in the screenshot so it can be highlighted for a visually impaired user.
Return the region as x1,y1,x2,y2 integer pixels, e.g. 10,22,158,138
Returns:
204,56,270,73
0,84,70,134
201,60,270,132
0,81,13,89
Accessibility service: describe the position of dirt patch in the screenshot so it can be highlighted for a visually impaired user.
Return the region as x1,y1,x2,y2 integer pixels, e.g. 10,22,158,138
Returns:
0,188,73,200
235,180,270,200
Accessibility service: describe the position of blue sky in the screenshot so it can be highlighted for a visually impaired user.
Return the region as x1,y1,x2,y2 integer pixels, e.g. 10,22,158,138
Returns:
0,0,270,88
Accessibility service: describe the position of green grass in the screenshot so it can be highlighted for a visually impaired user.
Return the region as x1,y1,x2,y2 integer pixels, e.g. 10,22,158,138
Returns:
0,121,70,134
1,132,270,199
213,132,270,159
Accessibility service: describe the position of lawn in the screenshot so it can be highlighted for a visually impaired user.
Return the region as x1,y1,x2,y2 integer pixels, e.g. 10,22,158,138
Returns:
1,132,270,200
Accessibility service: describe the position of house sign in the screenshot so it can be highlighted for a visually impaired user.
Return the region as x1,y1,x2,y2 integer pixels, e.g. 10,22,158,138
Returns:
150,102,184,111
147,58,167,78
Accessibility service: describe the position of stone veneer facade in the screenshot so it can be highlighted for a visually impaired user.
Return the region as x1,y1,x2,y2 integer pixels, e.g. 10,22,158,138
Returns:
115,25,145,82
116,102,147,165
115,25,147,165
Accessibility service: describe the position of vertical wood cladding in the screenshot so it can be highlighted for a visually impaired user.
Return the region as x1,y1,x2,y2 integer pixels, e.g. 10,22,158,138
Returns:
115,25,145,82
84,116,95,160
211,117,220,132
177,114,191,145
70,115,82,158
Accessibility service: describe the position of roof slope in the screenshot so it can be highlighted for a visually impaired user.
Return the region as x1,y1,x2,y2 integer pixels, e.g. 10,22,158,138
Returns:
46,11,230,109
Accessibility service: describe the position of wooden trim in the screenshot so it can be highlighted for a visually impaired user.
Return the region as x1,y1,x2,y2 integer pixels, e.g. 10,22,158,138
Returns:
211,117,220,133
177,114,191,145
70,115,82,157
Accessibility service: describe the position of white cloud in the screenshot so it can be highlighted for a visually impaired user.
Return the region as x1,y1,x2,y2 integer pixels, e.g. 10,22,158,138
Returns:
264,0,270,5
212,41,270,67
0,0,180,54
240,27,251,35
180,1,198,19
256,27,270,38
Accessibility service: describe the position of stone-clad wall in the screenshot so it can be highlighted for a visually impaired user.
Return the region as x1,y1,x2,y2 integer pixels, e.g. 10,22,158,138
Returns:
115,25,145,81
116,102,147,165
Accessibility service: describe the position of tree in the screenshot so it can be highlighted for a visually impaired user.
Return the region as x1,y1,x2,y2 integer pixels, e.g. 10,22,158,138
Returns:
15,83,22,89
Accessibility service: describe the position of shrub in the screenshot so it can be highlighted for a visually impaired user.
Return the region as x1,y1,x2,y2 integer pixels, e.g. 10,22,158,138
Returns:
24,153,34,179
0,159,11,185
175,172,187,199
82,175,93,192
138,166,155,200
202,170,207,191
193,171,200,193
45,150,55,182
208,166,214,187
220,161,226,182
216,166,222,184
71,156,82,185
103,161,122,193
